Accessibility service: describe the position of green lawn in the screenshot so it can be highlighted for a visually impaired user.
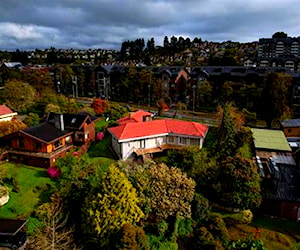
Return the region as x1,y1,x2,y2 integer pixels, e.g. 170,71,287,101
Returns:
88,134,118,159
0,163,57,219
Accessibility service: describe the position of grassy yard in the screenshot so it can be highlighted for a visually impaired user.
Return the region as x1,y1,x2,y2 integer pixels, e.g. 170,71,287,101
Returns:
0,163,57,219
88,134,118,159
0,163,57,234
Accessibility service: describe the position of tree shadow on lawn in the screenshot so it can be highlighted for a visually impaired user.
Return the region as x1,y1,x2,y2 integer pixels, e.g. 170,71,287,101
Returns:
88,135,118,159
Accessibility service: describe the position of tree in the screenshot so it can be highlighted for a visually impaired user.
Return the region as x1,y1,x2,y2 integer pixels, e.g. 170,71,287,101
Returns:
163,36,169,48
23,69,55,95
217,156,262,209
24,113,40,126
272,31,288,38
260,72,292,128
91,98,109,115
31,193,76,250
216,103,245,158
166,146,200,174
147,163,195,220
197,80,213,107
0,119,26,137
3,79,35,112
116,223,149,250
82,164,144,246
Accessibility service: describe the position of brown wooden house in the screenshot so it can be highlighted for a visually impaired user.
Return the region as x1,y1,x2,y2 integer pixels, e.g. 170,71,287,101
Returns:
8,112,98,168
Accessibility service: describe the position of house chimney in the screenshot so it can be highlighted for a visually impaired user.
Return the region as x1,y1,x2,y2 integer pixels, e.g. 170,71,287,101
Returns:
54,113,64,131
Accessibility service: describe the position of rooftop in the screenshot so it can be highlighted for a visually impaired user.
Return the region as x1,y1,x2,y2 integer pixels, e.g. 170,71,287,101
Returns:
0,105,15,117
251,128,291,152
22,123,72,143
0,219,27,236
109,119,208,141
281,119,300,128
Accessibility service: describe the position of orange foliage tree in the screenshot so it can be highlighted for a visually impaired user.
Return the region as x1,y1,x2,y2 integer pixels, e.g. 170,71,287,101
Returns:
91,98,109,115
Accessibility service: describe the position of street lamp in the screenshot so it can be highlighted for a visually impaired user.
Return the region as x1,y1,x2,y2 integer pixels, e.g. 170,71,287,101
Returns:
192,85,196,111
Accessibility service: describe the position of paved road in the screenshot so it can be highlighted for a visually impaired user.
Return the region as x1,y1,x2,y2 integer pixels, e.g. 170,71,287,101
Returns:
75,98,219,126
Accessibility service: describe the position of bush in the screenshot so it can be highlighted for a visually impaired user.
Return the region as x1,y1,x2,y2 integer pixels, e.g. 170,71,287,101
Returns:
192,193,211,224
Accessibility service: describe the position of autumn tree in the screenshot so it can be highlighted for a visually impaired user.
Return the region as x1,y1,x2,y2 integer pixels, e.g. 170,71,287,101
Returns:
3,79,35,112
0,119,26,137
91,98,109,115
82,164,144,247
260,72,292,128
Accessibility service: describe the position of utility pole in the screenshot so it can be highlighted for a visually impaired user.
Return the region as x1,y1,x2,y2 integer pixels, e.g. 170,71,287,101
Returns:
148,84,151,107
192,85,196,111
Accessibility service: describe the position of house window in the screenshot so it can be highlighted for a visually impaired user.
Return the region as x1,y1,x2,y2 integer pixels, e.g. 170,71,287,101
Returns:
168,136,175,143
66,136,71,143
180,137,187,144
35,142,42,150
288,129,292,133
85,133,90,140
54,140,63,149
18,137,25,148
140,140,145,148
190,138,199,146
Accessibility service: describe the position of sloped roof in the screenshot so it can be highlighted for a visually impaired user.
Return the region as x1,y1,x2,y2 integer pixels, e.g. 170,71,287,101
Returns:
47,112,98,130
109,119,208,141
2,62,23,68
0,219,27,236
251,128,291,152
118,110,152,124
0,105,15,116
281,119,300,128
21,122,72,143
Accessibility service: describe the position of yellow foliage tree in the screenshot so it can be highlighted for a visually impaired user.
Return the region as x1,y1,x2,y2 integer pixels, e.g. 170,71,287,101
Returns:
82,164,144,246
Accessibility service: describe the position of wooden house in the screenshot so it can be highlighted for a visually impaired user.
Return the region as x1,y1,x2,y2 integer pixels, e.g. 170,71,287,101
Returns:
8,112,98,168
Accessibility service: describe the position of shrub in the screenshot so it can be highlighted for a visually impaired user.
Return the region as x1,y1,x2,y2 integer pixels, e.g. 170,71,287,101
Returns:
192,193,211,224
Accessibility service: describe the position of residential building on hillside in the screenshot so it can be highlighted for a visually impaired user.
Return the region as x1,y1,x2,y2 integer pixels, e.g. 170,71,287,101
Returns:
251,128,300,220
108,118,208,160
7,112,98,167
117,110,153,124
258,37,300,72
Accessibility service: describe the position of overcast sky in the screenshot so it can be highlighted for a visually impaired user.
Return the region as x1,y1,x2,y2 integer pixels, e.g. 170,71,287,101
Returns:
0,0,299,51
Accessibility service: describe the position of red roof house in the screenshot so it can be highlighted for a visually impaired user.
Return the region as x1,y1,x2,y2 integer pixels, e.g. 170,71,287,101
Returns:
117,110,153,125
108,119,208,159
0,105,17,122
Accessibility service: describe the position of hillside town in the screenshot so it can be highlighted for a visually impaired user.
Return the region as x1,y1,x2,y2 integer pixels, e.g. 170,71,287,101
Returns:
0,31,300,249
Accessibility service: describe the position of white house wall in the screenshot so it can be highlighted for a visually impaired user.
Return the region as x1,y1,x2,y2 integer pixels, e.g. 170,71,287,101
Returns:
117,134,204,159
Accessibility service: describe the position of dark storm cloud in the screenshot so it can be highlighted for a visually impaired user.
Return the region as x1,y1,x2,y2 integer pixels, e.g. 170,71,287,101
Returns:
0,0,299,50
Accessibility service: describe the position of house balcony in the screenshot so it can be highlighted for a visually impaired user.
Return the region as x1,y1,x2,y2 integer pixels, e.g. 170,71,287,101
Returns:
8,144,73,159
133,144,184,156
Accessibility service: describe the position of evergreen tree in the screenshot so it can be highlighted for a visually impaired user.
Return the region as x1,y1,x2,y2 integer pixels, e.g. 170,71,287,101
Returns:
82,165,144,247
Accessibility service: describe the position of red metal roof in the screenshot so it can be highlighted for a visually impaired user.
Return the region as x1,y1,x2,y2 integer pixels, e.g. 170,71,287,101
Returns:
118,110,152,124
109,119,208,141
0,105,14,116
